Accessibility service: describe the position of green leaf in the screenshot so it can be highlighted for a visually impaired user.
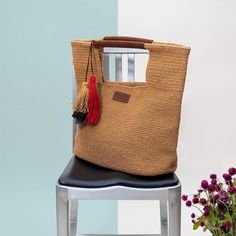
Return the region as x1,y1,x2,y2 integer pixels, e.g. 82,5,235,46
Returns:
193,221,200,230
199,215,205,221
225,212,232,221
203,226,208,232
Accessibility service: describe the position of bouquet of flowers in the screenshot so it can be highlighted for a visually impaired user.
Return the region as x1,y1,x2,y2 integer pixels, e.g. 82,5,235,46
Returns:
182,167,236,236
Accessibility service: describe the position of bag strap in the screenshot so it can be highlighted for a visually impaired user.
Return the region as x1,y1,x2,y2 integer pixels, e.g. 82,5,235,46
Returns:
93,36,153,49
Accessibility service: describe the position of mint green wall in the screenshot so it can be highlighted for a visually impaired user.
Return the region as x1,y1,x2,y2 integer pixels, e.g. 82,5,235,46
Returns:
0,1,117,235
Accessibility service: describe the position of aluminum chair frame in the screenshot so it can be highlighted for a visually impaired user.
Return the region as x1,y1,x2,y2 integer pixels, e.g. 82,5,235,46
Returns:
56,47,182,236
56,180,181,236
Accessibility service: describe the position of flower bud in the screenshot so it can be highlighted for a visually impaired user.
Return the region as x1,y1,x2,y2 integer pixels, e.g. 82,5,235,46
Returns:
210,174,217,179
228,167,236,176
200,198,207,205
201,180,209,189
186,200,192,207
192,197,199,204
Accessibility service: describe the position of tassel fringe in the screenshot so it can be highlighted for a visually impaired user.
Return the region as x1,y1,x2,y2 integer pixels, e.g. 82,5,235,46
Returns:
85,75,100,125
72,82,89,123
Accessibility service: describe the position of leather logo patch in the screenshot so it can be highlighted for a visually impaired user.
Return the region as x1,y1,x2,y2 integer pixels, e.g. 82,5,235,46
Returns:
112,91,130,103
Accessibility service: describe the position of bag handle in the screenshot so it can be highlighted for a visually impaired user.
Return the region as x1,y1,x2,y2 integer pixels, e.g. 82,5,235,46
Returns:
93,36,153,49
103,36,153,43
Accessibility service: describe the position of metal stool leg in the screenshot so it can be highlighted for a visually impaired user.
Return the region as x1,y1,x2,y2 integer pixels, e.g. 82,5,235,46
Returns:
168,185,181,236
69,200,78,236
56,185,69,236
160,200,168,236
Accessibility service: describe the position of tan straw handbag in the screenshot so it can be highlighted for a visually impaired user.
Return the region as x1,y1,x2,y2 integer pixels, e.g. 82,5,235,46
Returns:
71,36,191,176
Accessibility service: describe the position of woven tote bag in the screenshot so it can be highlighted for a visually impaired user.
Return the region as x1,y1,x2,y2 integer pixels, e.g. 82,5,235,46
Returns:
71,36,190,176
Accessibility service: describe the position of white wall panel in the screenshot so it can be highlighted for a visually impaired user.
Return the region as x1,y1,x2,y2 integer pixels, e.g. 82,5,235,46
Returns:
118,1,236,235
118,200,160,234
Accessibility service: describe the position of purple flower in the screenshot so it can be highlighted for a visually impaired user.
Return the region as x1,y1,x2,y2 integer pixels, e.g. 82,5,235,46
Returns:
220,225,226,233
186,200,192,207
200,198,207,205
228,167,236,176
210,174,217,179
192,197,199,204
208,184,215,192
218,202,225,210
203,206,211,216
203,211,209,217
221,196,229,203
211,179,217,185
201,180,209,189
223,173,232,181
203,206,211,212
182,195,188,201
228,186,236,194
200,221,205,227
221,225,226,233
183,166,236,231
225,221,232,229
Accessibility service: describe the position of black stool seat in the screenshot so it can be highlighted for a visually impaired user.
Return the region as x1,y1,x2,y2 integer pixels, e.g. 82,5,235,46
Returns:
58,157,179,188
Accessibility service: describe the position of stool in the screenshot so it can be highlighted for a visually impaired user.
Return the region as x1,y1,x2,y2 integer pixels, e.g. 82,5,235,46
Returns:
56,156,181,236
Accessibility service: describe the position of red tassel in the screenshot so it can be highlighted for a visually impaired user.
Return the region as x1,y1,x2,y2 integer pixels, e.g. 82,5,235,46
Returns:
85,75,100,125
